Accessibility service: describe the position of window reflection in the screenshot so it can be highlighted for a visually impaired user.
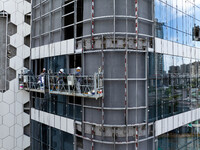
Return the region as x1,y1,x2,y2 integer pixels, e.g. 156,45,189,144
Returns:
158,120,200,149
155,0,200,47
31,120,74,150
32,94,82,121
148,52,200,121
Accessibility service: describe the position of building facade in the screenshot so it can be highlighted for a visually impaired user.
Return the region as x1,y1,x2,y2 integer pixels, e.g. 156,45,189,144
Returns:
26,0,200,150
0,0,31,150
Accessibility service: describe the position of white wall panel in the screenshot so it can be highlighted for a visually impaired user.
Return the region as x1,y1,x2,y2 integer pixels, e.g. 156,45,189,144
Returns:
192,47,196,58
174,42,178,56
35,108,39,122
61,40,67,55
187,46,191,58
168,41,173,55
167,117,173,132
67,118,74,134
31,48,36,59
155,38,200,59
31,108,75,135
49,113,55,127
155,38,161,53
55,42,61,56
40,45,45,58
173,115,179,129
155,108,200,136
50,43,55,57
177,44,182,56
43,111,49,125
55,115,61,130
31,39,75,60
35,47,40,59
68,39,74,54
162,40,167,54
61,117,67,132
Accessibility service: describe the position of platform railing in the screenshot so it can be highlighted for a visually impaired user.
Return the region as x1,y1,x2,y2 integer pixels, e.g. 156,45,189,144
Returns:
48,72,103,99
19,72,103,99
18,74,45,93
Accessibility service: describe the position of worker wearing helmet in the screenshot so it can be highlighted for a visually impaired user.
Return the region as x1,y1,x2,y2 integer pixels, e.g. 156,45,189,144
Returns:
59,68,64,74
57,68,66,90
75,67,82,93
38,68,46,89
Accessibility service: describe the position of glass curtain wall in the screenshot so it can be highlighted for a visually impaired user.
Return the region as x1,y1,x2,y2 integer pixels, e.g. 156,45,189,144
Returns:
155,0,200,47
148,52,199,121
32,93,82,121
149,0,200,122
31,120,74,150
158,120,200,150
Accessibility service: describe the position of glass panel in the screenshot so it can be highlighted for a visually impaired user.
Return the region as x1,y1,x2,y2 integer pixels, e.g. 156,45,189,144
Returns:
62,132,73,150
148,52,156,122
51,128,61,150
162,55,173,118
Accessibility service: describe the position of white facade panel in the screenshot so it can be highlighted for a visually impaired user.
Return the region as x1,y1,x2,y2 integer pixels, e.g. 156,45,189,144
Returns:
31,48,36,59
162,40,167,54
43,111,49,125
156,108,200,136
35,47,40,59
155,38,161,53
168,41,173,55
49,113,55,127
177,44,182,56
173,115,179,129
155,38,200,60
186,46,191,58
61,117,67,132
68,39,74,54
167,117,173,132
50,43,55,57
31,39,75,60
40,45,45,58
55,115,61,130
61,40,67,55
192,47,196,59
174,42,178,56
55,42,61,56
31,108,75,135
44,45,49,58
67,118,74,134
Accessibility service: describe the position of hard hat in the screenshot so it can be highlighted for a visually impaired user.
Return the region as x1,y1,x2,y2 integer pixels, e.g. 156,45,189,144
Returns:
60,68,64,73
76,67,81,72
43,68,46,71
76,67,81,70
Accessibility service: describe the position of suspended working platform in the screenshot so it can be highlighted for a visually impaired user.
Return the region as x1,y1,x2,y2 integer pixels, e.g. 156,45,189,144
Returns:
18,74,45,93
19,72,104,99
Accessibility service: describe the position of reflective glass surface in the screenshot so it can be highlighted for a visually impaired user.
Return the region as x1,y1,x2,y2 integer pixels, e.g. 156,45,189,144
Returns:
155,0,200,47
158,120,200,150
32,94,82,121
31,120,74,150
148,52,200,121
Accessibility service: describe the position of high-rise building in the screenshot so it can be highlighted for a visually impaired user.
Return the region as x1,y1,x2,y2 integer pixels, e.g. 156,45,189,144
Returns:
18,0,200,150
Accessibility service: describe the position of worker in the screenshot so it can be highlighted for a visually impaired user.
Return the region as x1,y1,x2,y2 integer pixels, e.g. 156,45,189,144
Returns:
75,67,81,93
38,68,46,89
57,68,66,90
